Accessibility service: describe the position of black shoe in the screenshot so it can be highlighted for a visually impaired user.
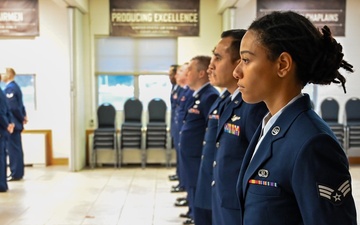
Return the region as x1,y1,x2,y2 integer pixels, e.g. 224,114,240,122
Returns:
7,176,22,182
176,196,187,201
179,211,191,218
171,186,185,193
168,174,179,181
183,219,195,225
174,199,188,207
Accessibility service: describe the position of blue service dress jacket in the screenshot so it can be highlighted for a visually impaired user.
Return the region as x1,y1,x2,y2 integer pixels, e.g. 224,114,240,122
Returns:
4,81,26,131
173,86,194,149
237,94,357,225
194,90,230,209
179,83,219,188
170,84,181,139
211,92,267,217
0,90,13,191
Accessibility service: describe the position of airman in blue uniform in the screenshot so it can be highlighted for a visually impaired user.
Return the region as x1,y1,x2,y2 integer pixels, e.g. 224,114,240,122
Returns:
234,11,356,225
171,63,193,196
193,30,267,225
2,68,27,181
179,56,219,225
168,64,180,181
0,70,14,192
193,89,229,224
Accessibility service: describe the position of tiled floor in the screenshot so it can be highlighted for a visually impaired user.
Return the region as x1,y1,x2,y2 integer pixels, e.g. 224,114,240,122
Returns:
1,164,360,225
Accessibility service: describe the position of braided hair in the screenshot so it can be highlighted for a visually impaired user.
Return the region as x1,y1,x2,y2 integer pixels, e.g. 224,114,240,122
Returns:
248,11,353,93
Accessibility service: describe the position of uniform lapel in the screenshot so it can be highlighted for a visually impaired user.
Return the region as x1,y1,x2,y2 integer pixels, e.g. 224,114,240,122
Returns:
216,93,243,139
241,94,312,197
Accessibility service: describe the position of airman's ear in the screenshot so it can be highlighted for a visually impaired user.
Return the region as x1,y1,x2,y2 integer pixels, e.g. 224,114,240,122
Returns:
277,52,292,78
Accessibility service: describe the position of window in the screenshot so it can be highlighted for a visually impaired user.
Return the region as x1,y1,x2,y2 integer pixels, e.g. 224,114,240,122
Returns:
0,74,36,111
98,75,134,110
96,37,176,111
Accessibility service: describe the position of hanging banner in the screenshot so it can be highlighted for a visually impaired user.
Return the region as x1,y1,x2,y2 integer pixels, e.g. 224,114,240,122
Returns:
0,0,39,37
257,0,346,36
110,0,200,37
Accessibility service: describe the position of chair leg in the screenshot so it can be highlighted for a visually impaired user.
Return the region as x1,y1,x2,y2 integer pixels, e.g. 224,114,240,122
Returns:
142,148,146,169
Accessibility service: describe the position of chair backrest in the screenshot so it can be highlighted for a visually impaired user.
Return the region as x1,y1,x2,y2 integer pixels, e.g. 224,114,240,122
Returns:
320,98,339,123
124,97,143,123
148,98,167,123
345,97,360,124
97,103,116,128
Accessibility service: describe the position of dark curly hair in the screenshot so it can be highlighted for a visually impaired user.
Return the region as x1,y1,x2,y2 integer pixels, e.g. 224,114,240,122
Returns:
248,11,353,93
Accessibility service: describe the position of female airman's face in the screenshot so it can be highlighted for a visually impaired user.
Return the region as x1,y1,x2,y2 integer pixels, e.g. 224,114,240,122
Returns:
233,30,279,104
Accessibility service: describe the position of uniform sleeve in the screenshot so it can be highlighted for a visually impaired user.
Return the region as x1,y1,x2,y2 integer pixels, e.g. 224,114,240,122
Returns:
292,134,357,225
5,85,25,122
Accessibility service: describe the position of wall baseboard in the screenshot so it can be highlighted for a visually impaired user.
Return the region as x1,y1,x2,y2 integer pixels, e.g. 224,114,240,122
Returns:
349,157,360,165
51,158,68,165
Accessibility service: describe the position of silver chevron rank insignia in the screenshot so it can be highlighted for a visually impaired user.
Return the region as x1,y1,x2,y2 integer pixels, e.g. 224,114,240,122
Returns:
318,180,351,205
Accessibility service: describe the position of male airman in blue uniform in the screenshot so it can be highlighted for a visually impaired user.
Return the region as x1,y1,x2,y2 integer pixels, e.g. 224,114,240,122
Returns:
178,56,219,225
2,68,27,181
168,64,180,181
196,30,267,225
0,70,14,192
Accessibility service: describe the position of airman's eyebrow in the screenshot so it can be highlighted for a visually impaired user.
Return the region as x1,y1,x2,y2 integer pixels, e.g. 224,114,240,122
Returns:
240,50,255,56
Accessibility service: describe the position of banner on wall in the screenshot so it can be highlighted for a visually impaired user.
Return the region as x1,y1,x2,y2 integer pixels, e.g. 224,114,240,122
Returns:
0,0,39,37
257,0,346,36
110,0,199,37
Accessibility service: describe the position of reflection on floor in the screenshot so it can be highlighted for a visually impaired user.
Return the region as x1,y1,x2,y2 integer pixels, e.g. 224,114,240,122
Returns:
1,164,360,225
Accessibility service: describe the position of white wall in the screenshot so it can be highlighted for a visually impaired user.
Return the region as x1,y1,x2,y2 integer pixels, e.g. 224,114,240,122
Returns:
0,0,72,159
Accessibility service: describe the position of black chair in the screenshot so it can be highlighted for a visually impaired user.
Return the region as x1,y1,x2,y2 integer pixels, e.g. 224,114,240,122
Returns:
345,97,360,152
145,98,168,167
92,103,118,168
120,97,143,167
320,98,345,148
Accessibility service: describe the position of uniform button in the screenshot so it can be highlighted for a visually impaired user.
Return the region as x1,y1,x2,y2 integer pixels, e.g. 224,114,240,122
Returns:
205,127,208,131
213,161,217,167
216,142,220,148
203,141,206,145
201,155,204,160
211,181,215,186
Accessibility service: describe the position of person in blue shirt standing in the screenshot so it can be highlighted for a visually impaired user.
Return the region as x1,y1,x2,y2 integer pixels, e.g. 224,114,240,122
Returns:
234,11,356,225
179,55,219,225
0,70,14,192
2,68,27,182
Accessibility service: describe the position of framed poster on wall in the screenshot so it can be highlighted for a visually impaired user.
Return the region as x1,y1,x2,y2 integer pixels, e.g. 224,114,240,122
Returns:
0,0,39,37
257,0,346,36
110,0,200,37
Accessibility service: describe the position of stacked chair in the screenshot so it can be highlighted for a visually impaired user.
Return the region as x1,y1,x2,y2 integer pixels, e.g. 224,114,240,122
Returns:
345,97,360,153
91,103,117,168
120,97,143,167
320,98,345,148
145,98,168,167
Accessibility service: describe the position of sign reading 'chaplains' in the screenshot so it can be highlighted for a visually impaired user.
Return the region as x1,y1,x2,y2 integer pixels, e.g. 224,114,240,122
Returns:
257,0,346,36
110,0,199,37
0,0,39,37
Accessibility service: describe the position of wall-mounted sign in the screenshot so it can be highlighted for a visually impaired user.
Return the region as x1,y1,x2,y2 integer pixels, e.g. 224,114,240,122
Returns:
257,0,346,36
0,0,39,37
110,0,199,37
